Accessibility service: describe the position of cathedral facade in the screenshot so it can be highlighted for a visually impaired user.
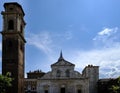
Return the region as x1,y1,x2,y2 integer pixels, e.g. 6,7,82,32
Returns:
25,52,99,93
37,52,99,93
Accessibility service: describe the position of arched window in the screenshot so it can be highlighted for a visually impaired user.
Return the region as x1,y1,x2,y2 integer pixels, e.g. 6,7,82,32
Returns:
66,70,70,77
56,70,61,77
8,20,14,30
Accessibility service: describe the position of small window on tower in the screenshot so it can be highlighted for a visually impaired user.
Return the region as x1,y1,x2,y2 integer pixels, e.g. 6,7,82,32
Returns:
20,42,24,51
8,20,14,30
9,7,13,11
9,5,14,11
20,25,23,33
8,40,12,47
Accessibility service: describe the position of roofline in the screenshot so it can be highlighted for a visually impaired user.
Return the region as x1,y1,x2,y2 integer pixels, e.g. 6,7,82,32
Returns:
4,2,25,16
51,60,75,67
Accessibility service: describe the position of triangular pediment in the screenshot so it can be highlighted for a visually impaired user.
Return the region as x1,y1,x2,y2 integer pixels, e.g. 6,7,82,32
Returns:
51,51,75,67
51,59,75,66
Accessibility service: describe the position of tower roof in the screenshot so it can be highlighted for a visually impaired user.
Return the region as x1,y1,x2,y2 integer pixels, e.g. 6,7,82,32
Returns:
4,2,25,16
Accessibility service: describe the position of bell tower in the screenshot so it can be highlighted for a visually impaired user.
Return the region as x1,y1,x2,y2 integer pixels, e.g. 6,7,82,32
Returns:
1,2,26,93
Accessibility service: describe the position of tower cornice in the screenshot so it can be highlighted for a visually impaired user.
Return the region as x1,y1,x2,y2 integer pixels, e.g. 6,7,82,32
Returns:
4,2,25,16
0,31,26,43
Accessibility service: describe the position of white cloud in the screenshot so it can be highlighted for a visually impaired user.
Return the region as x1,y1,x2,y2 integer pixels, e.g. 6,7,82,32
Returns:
67,44,120,78
26,30,73,54
26,31,53,54
68,27,120,78
93,27,120,48
98,27,118,36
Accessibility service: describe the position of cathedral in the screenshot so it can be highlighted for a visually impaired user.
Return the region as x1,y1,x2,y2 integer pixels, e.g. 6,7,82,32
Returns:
37,52,99,93
24,52,99,93
1,2,104,93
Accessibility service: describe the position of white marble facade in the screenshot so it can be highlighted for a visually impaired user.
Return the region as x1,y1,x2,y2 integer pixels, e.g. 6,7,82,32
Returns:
37,52,99,93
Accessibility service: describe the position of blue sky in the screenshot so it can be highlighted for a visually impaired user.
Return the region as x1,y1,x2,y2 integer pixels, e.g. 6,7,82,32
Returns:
0,0,120,78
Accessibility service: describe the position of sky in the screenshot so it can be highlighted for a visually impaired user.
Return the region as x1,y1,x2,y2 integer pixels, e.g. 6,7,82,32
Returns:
0,0,120,78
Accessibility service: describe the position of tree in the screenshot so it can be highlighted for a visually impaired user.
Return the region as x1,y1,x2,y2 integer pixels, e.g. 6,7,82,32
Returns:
0,73,13,93
109,76,120,93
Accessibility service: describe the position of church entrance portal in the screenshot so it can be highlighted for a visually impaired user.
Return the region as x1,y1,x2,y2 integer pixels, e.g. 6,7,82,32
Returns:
77,89,82,93
45,90,48,93
61,88,65,93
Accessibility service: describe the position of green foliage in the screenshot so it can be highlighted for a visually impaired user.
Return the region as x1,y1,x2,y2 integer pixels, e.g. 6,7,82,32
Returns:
109,76,120,93
110,85,119,93
0,72,13,93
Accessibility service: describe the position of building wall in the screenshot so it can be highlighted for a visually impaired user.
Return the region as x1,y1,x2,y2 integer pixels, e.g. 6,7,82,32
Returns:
37,79,89,93
82,65,99,93
24,70,45,93
24,79,37,93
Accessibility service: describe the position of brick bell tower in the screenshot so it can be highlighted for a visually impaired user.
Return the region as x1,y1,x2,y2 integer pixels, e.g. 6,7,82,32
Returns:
1,2,26,93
